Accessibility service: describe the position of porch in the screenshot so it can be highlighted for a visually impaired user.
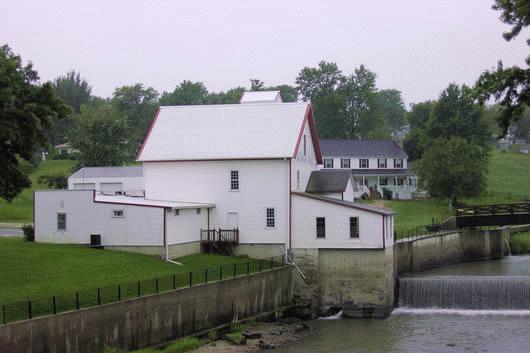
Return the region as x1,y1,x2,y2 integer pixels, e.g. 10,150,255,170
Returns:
352,170,417,200
200,228,239,255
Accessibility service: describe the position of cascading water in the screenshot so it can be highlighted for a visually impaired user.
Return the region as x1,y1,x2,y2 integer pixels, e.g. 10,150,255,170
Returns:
398,276,530,309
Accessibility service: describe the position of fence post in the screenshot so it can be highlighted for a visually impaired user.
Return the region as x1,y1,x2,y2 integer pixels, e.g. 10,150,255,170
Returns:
2,305,5,324
118,285,121,301
28,300,32,319
76,292,80,310
155,278,159,293
247,262,250,275
173,274,176,290
219,266,223,281
137,281,141,297
97,288,101,305
271,257,274,269
205,269,208,283
189,272,193,287
233,263,237,278
259,260,262,272
52,296,57,314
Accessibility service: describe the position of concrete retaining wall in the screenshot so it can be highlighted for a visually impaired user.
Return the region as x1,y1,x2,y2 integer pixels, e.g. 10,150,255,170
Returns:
394,228,511,275
292,247,394,318
0,266,293,353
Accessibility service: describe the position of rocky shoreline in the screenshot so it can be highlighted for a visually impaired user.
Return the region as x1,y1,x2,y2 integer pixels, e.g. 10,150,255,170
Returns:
191,317,314,353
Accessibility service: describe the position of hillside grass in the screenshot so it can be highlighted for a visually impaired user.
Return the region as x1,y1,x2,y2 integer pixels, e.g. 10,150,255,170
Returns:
0,160,77,223
510,232,530,255
0,237,254,305
376,149,530,233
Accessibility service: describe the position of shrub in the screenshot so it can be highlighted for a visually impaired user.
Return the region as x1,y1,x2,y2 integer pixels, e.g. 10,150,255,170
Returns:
164,337,204,353
382,187,393,200
22,224,34,242
38,174,68,189
360,192,370,200
510,232,530,255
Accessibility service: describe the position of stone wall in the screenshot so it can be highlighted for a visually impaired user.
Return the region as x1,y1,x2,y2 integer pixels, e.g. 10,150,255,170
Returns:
292,247,394,318
0,267,293,353
394,228,512,275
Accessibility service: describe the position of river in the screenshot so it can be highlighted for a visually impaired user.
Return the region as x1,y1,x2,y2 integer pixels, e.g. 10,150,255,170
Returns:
273,256,530,353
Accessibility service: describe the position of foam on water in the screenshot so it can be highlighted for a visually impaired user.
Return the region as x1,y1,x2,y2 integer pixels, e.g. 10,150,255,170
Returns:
318,310,343,320
394,307,530,316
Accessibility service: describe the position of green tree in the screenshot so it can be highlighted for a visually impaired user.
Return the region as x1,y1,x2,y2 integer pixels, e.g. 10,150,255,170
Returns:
159,81,208,105
207,87,245,104
427,84,491,149
0,45,69,201
414,137,489,208
112,84,159,145
312,94,347,138
296,61,343,102
474,0,529,135
338,65,388,139
377,89,406,130
267,84,298,102
53,71,92,112
402,128,425,161
407,101,434,130
69,104,132,167
250,79,265,91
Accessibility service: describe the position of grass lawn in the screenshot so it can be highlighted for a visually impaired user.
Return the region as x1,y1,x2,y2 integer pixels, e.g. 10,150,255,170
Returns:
370,149,530,234
510,232,530,255
0,160,77,223
0,237,258,305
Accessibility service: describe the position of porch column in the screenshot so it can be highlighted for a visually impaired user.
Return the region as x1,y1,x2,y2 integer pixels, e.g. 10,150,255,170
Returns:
394,176,397,186
362,176,365,186
377,176,380,186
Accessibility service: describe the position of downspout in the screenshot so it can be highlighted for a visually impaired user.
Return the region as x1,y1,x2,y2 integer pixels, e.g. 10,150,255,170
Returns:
288,158,292,249
163,208,168,260
382,215,386,249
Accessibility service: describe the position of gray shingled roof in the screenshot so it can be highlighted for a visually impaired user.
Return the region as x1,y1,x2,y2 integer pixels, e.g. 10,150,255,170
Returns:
70,166,143,179
320,139,408,158
305,170,352,193
292,192,395,215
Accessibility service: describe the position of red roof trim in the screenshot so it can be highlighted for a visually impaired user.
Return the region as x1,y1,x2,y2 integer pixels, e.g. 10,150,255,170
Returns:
293,104,323,164
136,107,161,161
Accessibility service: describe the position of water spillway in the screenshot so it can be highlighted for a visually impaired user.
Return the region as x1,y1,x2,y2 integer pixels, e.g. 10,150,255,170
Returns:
398,276,530,309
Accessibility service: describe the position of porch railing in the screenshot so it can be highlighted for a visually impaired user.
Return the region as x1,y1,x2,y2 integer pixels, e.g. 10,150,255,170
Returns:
200,228,239,243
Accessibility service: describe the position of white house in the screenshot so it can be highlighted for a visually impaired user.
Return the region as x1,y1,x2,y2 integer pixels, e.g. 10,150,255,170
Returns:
320,139,417,200
34,97,395,261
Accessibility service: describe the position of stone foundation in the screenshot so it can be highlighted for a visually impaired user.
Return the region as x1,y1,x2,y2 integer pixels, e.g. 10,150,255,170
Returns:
233,243,284,259
291,247,394,319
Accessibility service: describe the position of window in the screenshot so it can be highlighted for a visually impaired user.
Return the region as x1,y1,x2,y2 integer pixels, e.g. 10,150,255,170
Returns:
378,159,387,168
380,178,388,186
396,178,404,186
323,158,334,168
230,170,239,191
303,135,307,157
296,170,300,190
112,210,124,218
266,208,275,228
350,217,359,238
57,213,66,230
341,158,351,168
316,217,326,238
196,208,201,215
359,159,369,168
394,158,403,168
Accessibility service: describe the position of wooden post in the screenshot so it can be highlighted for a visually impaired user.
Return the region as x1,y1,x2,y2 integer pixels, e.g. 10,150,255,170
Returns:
97,288,101,305
219,266,223,281
118,285,121,301
173,274,176,289
137,281,141,297
189,272,193,287
76,292,80,310
52,296,57,314
28,300,32,319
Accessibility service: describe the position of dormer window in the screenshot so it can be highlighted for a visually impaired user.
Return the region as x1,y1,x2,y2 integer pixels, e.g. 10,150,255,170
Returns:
359,159,369,168
341,158,350,168
323,158,334,169
378,159,387,168
394,158,403,168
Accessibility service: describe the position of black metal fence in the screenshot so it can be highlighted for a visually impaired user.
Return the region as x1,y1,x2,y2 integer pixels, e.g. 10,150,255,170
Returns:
0,256,285,325
395,216,457,241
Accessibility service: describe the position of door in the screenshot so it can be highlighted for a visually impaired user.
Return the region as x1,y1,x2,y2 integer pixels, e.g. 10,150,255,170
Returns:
227,212,239,229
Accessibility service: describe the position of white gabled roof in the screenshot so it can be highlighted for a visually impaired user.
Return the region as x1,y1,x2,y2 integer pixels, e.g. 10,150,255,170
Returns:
137,102,319,162
240,91,282,104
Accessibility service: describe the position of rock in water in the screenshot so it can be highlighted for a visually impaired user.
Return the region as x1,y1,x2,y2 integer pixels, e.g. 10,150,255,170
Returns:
242,331,262,339
259,340,276,349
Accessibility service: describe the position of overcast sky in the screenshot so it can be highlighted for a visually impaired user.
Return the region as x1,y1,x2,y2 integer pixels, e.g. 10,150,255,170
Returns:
1,0,528,106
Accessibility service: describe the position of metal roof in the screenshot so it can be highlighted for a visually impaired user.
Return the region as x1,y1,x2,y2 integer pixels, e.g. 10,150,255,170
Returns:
94,194,215,209
240,91,282,104
292,192,395,215
320,139,408,158
137,103,317,162
70,166,143,179
305,170,352,193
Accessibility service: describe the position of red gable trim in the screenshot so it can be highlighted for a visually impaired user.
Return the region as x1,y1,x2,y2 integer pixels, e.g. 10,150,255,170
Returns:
293,104,323,164
136,107,161,161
